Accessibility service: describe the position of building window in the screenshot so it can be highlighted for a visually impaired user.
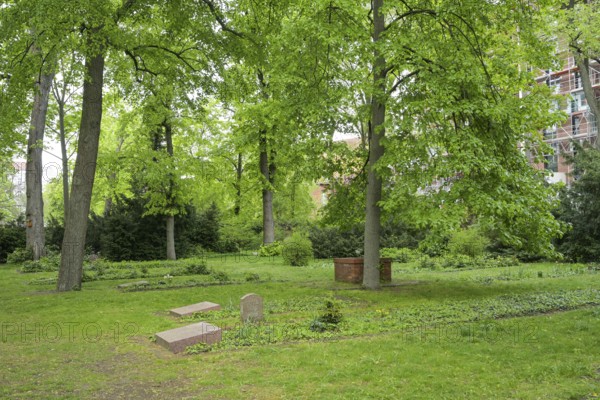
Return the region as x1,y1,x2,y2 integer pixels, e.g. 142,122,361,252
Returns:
569,92,588,113
572,115,582,135
573,71,581,89
544,143,558,172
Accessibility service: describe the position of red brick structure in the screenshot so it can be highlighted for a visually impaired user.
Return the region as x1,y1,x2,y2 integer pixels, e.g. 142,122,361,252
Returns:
333,257,392,283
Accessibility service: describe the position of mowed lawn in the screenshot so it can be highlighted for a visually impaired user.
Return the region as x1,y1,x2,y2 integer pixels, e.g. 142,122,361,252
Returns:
1,256,599,399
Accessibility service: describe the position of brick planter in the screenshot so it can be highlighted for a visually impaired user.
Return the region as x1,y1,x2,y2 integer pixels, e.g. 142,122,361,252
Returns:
333,257,392,283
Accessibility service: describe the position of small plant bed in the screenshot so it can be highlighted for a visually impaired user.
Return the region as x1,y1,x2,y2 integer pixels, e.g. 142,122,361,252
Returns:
118,278,287,292
183,288,600,352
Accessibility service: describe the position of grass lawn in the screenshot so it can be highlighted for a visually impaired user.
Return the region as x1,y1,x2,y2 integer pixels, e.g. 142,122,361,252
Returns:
1,256,599,399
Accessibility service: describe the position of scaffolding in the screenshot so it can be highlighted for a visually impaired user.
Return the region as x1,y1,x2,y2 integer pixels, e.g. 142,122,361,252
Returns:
538,58,600,182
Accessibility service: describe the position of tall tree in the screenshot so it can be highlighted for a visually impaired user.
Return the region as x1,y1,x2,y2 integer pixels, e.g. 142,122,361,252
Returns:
25,60,53,260
57,42,105,291
315,0,564,288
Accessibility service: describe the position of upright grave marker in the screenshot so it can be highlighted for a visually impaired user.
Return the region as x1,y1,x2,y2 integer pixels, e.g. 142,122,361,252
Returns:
240,293,264,323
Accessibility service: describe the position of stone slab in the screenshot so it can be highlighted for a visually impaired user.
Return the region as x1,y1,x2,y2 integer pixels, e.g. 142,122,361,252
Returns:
170,301,221,317
117,280,149,289
240,293,264,323
155,322,222,353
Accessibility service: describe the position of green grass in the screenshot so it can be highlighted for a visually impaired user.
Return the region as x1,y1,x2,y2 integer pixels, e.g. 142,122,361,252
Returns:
1,257,599,399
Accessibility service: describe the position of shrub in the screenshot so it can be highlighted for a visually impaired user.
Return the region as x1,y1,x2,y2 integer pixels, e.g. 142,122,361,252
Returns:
258,241,282,257
308,225,363,259
7,247,33,264
381,247,419,263
282,233,313,266
0,218,26,263
447,227,490,258
309,298,343,332
487,255,520,268
418,255,440,270
441,254,479,269
211,271,230,282
184,262,210,275
244,273,261,282
21,253,60,273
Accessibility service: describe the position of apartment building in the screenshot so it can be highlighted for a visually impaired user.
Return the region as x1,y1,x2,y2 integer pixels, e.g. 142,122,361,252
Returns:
537,51,600,184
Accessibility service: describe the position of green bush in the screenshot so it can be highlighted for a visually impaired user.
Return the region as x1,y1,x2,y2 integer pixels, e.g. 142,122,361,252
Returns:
418,255,440,270
0,218,26,263
282,234,313,266
20,253,60,273
184,262,210,275
258,241,282,257
244,272,261,282
308,225,363,259
309,298,343,332
211,271,230,282
441,254,480,269
447,227,490,258
7,247,33,264
381,247,419,263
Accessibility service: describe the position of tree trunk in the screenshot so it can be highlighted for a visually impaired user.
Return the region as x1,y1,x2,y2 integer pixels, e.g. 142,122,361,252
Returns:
57,51,104,292
25,72,53,260
574,56,600,148
166,215,176,260
363,0,387,290
259,131,275,244
57,100,70,221
164,120,176,260
234,152,242,216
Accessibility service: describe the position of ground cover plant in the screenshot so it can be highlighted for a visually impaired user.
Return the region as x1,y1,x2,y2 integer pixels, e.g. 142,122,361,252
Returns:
1,256,600,399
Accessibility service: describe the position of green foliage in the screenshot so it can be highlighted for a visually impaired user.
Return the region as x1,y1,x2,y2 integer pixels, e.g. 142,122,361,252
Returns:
447,227,490,258
244,272,261,282
309,225,363,259
183,203,221,252
309,297,343,333
1,219,26,263
46,192,225,262
309,221,424,260
416,254,520,270
258,241,282,257
282,233,313,266
6,247,32,264
380,248,419,263
556,146,600,262
211,271,230,283
184,262,210,276
21,253,61,273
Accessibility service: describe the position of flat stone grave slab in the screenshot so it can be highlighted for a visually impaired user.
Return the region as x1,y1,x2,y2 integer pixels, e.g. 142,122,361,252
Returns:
155,322,222,353
240,293,264,323
117,280,149,289
170,301,221,317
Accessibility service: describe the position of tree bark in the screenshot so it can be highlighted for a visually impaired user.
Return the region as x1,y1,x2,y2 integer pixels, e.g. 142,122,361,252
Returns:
363,0,387,290
57,99,70,221
164,120,176,260
166,215,176,260
234,152,242,216
259,130,275,244
574,56,600,144
57,51,104,292
25,72,53,260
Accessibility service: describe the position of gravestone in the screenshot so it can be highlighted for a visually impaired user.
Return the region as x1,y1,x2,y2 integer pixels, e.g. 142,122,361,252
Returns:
155,322,222,353
240,293,263,323
170,301,221,318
